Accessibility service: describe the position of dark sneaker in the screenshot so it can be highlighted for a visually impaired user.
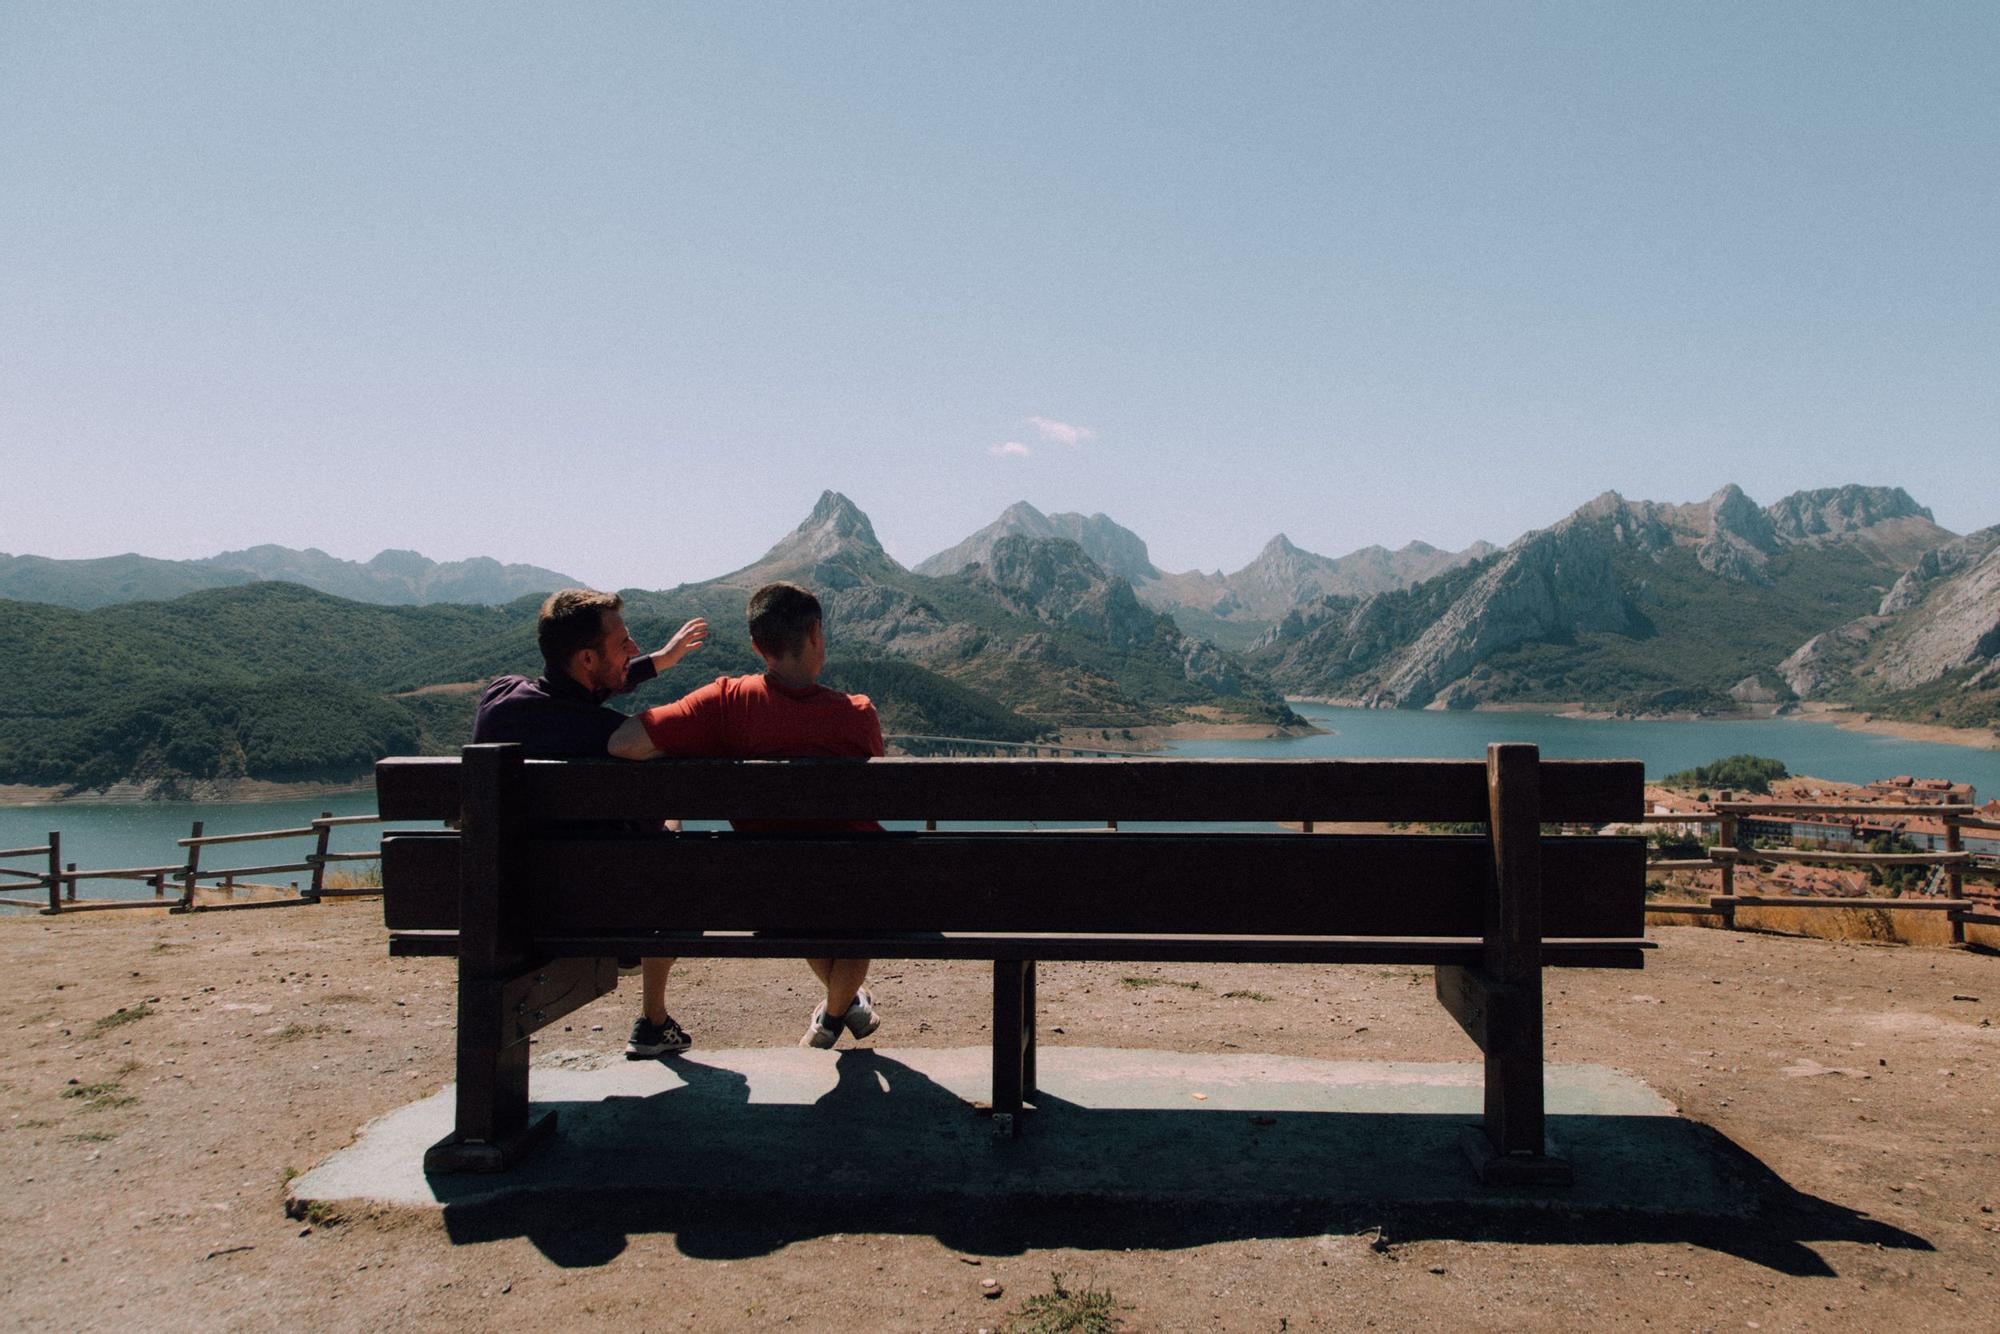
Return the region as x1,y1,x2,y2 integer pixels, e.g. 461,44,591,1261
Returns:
842,987,881,1040
800,1001,842,1049
625,1013,691,1058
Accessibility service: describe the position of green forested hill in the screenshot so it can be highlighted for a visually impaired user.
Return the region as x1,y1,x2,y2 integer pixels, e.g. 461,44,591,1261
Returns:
0,582,1045,791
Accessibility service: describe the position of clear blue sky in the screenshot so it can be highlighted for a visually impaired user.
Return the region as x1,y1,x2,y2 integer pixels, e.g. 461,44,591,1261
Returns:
3,3,1994,590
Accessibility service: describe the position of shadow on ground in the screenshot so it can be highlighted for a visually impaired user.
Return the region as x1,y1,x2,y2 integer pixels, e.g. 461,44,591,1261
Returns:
421,1051,1928,1276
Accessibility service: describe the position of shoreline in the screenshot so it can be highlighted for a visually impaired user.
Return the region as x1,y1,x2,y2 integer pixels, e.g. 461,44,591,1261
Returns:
1787,701,2000,752
1284,696,2000,753
1055,718,1320,752
8,702,1992,807
0,776,375,809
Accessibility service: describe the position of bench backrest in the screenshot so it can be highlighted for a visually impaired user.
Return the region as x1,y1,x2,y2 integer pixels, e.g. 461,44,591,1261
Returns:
378,748,1646,944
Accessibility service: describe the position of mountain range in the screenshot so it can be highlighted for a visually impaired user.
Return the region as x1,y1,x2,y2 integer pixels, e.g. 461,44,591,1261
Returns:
0,545,578,609
911,500,1495,648
2,481,1995,794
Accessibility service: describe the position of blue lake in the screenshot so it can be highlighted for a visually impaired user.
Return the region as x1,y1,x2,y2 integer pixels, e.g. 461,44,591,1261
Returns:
1169,703,2000,796
4,702,1995,910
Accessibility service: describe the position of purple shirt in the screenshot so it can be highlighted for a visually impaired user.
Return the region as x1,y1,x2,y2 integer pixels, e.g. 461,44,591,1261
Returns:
470,657,658,758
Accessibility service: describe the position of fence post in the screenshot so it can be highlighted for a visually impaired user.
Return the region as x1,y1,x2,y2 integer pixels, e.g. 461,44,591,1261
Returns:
307,812,332,902
65,862,77,902
1946,814,1965,945
179,821,204,911
45,830,60,915
1718,812,1738,930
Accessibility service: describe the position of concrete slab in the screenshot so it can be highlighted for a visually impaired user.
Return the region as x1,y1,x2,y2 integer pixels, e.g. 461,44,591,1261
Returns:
294,1047,1749,1219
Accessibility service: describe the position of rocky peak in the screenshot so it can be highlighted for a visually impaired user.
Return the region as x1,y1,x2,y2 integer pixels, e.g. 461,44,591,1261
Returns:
1262,534,1301,558
366,548,433,576
998,499,1049,526
717,491,902,589
1704,484,1780,551
973,536,1161,648
1764,486,1933,543
794,491,885,559
978,536,1110,612
915,502,1155,583
752,491,887,565
1054,512,1157,583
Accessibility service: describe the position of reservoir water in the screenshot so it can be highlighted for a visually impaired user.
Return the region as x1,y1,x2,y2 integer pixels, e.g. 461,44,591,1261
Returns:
5,703,1995,911
1169,703,2000,795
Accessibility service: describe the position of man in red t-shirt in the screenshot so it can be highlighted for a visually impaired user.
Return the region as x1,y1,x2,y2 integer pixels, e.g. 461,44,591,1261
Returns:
609,581,885,1048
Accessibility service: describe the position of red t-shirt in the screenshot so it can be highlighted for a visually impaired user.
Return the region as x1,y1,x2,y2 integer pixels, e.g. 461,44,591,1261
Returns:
638,674,884,831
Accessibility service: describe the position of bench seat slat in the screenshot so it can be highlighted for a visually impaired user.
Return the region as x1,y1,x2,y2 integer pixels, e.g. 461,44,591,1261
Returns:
376,756,1645,826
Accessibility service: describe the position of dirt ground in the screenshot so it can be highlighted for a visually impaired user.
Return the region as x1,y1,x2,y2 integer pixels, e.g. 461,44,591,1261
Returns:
2,901,1996,1332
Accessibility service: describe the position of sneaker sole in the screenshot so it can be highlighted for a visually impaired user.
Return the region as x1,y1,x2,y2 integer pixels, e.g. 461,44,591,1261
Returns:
626,1041,690,1059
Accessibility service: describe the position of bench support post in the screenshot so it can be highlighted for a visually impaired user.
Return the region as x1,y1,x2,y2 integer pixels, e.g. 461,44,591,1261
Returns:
427,744,556,1174
1460,743,1570,1185
990,959,1036,1137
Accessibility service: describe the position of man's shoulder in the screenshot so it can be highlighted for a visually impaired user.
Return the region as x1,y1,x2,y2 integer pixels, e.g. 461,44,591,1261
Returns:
472,675,555,744
476,674,544,714
829,688,877,718
479,673,537,702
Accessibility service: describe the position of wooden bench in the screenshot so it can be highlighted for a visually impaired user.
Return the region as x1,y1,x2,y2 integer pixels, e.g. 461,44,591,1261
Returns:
377,741,1648,1183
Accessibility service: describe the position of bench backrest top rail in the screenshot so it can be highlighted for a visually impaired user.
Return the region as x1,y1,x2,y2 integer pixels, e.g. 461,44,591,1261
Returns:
376,754,1643,825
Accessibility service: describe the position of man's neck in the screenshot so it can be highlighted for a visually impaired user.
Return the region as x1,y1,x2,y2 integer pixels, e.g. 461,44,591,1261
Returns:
559,664,602,697
763,665,818,692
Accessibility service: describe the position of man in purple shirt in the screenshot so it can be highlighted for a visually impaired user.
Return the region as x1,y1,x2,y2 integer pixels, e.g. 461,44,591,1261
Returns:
472,588,707,1058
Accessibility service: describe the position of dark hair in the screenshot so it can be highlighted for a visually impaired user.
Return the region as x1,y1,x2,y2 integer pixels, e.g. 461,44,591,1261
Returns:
747,581,821,659
538,588,622,671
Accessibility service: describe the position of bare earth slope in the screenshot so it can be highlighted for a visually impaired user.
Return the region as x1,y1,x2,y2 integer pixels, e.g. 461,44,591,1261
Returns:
2,903,1995,1331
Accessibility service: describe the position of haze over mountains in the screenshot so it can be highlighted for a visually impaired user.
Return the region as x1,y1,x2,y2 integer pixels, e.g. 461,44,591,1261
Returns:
2,481,1997,794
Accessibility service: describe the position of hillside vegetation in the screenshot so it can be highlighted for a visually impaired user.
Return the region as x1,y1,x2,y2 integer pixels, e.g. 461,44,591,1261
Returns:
0,582,1047,792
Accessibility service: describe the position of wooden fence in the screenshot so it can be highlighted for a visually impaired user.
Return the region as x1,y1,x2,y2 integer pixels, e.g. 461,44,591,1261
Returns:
1641,800,2000,943
8,785,2000,946
0,813,390,915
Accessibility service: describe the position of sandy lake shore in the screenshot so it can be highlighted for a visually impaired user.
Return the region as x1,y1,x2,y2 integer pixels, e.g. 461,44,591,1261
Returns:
1789,702,2000,752
2,899,1995,1330
0,777,375,809
1284,696,2000,753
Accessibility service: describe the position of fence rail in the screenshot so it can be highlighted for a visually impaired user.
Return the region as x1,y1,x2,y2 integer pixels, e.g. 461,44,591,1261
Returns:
1643,797,1997,941
3,813,396,915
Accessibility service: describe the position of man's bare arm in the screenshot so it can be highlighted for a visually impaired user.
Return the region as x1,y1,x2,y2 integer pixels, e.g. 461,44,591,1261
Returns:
608,714,661,761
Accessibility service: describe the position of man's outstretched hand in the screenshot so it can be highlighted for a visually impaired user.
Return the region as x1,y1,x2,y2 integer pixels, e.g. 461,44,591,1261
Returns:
653,617,709,671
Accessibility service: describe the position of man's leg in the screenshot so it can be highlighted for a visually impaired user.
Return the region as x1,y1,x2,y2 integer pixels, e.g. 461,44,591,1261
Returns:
626,957,688,1058
801,958,877,1046
805,957,870,1016
642,957,677,1025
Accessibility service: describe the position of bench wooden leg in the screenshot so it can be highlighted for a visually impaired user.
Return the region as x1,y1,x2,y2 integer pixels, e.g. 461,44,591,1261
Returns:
1022,959,1038,1102
991,959,1029,1137
1436,963,1569,1185
426,973,557,1173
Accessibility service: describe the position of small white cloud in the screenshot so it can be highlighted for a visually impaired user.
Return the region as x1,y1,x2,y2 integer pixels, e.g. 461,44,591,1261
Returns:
1026,416,1095,447
990,441,1032,458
